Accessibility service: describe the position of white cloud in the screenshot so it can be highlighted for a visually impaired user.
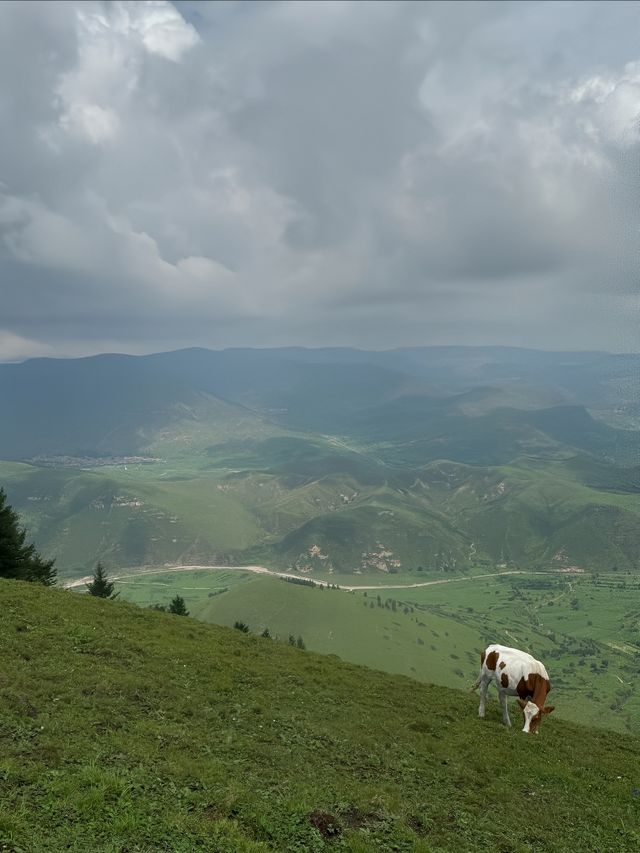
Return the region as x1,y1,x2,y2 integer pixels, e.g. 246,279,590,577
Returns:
0,193,100,270
78,1,200,62
59,102,120,143
115,0,200,61
569,61,640,146
0,330,55,362
52,1,198,145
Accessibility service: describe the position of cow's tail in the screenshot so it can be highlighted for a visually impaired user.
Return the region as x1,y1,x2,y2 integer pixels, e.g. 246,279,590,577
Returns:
469,675,482,693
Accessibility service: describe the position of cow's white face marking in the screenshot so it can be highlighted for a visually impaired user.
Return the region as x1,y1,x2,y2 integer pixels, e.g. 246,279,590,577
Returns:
521,701,539,733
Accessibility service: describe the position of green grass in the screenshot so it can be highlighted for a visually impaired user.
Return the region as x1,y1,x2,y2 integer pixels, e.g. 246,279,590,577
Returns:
114,569,254,609
188,575,482,688
112,568,640,735
1,578,639,852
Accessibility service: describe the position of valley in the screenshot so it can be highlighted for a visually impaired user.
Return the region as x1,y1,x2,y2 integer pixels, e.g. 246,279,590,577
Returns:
2,346,639,737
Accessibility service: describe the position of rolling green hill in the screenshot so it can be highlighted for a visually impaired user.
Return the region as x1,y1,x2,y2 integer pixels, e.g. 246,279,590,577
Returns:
2,449,639,577
1,578,639,852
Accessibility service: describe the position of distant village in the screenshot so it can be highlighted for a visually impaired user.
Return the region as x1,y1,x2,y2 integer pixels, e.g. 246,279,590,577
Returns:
29,455,160,468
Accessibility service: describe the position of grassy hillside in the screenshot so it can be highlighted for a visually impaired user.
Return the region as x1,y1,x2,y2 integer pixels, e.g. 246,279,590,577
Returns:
190,575,488,687
113,568,640,735
1,579,639,852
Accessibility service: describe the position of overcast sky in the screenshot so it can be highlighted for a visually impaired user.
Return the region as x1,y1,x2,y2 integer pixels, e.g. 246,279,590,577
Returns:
0,0,638,360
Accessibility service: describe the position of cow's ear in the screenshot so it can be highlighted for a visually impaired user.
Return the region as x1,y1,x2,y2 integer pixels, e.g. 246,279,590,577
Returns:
516,698,527,710
542,705,555,715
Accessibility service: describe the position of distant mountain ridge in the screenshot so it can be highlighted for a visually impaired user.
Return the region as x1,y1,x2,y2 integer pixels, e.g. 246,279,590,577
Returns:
1,345,638,454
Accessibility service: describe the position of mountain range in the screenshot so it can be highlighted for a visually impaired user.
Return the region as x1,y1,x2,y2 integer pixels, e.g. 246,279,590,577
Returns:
1,346,638,576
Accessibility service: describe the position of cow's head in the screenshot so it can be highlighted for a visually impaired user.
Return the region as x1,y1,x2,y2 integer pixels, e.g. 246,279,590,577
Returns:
517,699,555,734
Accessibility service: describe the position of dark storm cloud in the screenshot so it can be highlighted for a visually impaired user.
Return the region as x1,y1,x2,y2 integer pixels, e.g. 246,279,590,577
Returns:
0,0,638,360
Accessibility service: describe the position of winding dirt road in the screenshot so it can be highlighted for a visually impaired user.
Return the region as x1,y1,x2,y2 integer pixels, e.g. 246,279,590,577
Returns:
63,564,528,591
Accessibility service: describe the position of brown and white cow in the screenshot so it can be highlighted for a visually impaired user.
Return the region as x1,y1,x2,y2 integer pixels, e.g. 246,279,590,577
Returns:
471,644,554,733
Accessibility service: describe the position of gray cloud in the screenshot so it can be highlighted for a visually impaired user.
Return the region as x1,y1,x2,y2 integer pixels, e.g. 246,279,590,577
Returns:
0,0,638,360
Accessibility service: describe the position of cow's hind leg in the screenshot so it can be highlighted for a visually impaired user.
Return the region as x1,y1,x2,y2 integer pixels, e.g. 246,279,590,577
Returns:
478,678,490,718
499,691,511,726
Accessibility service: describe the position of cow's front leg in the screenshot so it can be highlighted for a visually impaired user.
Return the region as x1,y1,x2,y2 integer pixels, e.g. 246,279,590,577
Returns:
499,691,511,726
478,679,489,718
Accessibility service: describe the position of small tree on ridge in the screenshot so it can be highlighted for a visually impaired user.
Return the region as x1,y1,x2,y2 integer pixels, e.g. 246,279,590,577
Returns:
86,562,118,599
169,595,189,616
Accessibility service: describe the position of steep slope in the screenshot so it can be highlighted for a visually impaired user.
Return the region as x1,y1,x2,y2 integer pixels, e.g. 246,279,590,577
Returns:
1,579,638,852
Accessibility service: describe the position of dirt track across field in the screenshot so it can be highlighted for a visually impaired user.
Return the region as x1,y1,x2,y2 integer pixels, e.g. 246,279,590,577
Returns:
63,564,529,591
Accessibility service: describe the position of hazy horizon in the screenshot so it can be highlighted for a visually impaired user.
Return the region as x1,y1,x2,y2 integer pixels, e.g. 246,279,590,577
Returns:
3,341,640,367
1,0,638,361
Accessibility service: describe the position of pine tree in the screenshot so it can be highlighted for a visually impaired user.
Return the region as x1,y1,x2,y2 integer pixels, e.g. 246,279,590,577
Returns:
86,562,118,599
168,595,189,616
0,488,56,586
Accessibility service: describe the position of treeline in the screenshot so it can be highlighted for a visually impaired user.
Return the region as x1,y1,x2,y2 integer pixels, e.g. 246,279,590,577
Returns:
149,596,189,616
233,620,306,649
362,592,415,616
280,576,340,590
